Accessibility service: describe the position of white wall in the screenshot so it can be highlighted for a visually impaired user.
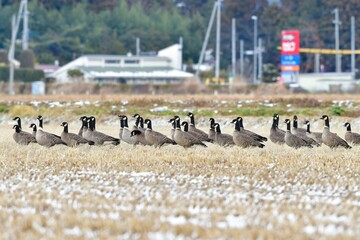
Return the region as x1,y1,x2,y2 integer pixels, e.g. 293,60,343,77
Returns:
158,44,182,70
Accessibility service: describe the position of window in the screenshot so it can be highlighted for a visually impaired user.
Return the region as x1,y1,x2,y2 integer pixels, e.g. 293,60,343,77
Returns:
124,60,140,64
105,59,120,64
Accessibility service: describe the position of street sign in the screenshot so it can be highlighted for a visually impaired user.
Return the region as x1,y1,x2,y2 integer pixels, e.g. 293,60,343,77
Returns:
281,30,300,55
281,55,300,65
281,65,300,72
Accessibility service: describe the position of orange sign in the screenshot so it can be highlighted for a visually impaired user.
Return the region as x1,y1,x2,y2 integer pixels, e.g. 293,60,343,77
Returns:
281,65,300,72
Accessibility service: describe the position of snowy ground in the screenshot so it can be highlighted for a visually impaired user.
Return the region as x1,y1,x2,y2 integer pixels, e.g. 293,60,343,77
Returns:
1,121,359,239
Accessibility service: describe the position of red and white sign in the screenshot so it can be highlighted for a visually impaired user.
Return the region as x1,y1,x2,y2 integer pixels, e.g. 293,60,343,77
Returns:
281,30,300,55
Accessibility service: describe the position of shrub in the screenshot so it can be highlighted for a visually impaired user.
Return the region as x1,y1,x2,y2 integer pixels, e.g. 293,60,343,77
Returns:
0,67,44,82
19,49,35,68
330,106,345,116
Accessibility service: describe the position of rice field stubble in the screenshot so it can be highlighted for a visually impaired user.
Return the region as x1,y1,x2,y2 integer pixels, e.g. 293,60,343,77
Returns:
0,122,359,239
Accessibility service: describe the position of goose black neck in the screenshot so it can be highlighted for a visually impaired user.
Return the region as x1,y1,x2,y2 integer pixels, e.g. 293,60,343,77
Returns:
234,121,240,131
17,119,22,129
63,125,68,133
306,124,311,133
119,118,123,128
238,118,244,128
123,118,129,128
175,118,181,129
135,117,140,127
89,120,94,131
171,120,175,129
15,125,21,133
38,118,43,128
182,122,188,132
209,119,215,129
286,122,291,131
92,118,96,130
82,119,87,128
293,119,298,129
324,118,330,128
215,125,221,133
146,120,152,130
272,118,277,129
139,117,144,128
32,125,37,132
276,117,280,126
189,115,195,125
346,124,351,132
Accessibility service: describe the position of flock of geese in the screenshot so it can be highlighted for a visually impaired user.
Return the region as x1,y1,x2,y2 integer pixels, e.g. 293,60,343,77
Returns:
11,112,360,149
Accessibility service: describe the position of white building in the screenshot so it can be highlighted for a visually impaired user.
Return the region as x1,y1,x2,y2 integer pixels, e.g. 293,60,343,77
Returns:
50,44,194,84
299,73,359,93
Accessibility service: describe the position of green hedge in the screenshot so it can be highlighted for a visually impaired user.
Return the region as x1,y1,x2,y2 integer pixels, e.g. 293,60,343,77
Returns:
0,66,44,82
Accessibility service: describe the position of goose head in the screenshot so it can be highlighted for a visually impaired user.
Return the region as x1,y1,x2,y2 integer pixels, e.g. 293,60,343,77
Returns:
320,115,329,120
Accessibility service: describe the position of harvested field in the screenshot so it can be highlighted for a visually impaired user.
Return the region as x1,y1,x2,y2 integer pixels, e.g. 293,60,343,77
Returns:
1,117,360,239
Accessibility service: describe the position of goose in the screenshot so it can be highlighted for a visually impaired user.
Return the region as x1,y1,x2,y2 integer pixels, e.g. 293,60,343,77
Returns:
320,115,351,149
213,123,235,147
236,116,267,142
81,116,92,140
13,116,24,130
292,115,307,135
304,120,322,145
120,115,137,145
78,116,88,137
29,123,37,137
291,117,320,147
60,122,94,147
270,114,285,144
86,116,120,145
12,124,36,145
36,115,67,147
181,121,206,138
118,115,124,140
12,116,37,143
344,122,360,145
283,119,313,149
132,114,145,131
142,118,176,148
231,118,265,148
274,114,286,134
131,115,150,146
187,112,213,142
173,116,207,148
169,118,176,141
208,118,216,141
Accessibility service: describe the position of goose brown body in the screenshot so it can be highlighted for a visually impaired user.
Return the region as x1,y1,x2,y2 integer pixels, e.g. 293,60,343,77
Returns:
173,116,207,148
321,115,351,149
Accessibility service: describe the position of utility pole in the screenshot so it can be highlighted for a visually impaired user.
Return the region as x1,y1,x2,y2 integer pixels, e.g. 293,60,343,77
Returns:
8,0,27,95
314,53,320,73
22,0,29,50
240,39,244,77
196,1,217,78
231,18,236,78
9,16,16,95
332,8,341,72
136,37,140,56
179,37,183,70
351,16,356,79
215,0,221,83
251,16,258,84
258,38,263,81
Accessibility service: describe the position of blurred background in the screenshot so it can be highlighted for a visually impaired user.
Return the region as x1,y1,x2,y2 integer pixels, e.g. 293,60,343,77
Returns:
0,0,360,95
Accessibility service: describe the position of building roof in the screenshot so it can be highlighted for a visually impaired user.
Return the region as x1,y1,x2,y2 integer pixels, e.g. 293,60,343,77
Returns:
84,54,170,62
80,66,193,79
